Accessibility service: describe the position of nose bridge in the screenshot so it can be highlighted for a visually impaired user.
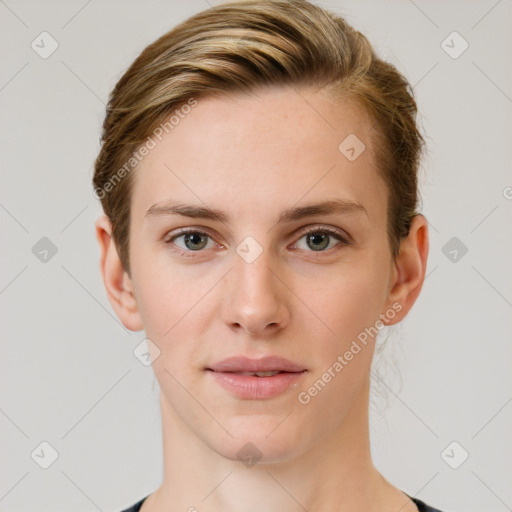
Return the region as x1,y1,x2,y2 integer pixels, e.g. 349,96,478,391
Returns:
222,237,288,334
236,243,275,296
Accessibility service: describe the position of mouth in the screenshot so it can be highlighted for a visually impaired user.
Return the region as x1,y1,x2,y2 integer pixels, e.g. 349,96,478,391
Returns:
220,370,290,377
206,355,306,373
205,356,307,399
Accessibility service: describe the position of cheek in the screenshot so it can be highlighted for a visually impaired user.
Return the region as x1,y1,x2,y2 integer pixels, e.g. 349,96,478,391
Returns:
133,268,205,390
130,252,226,384
310,260,389,349
294,264,387,423
135,269,206,338
130,238,212,335
133,268,176,337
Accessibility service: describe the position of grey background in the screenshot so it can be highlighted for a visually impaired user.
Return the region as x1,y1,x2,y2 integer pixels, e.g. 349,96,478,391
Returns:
1,1,511,511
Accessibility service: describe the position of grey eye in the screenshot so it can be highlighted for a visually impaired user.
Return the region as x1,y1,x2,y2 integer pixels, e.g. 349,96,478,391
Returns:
306,232,331,251
173,232,213,251
295,230,344,252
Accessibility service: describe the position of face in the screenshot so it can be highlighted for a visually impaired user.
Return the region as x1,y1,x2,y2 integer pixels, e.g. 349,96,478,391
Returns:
119,86,408,463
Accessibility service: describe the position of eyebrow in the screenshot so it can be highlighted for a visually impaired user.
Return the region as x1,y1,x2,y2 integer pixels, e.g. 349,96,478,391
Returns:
145,198,368,224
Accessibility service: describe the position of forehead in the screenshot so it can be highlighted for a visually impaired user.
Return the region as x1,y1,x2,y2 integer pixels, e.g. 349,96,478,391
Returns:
131,85,387,226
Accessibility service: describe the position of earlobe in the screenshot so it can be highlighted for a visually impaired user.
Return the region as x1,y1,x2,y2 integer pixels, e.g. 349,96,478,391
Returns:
382,214,429,326
95,215,143,331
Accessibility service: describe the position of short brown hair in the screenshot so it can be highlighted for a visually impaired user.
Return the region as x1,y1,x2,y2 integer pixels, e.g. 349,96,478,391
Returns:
93,0,425,274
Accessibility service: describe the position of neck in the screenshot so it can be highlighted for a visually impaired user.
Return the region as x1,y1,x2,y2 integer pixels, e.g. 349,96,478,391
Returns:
143,377,416,512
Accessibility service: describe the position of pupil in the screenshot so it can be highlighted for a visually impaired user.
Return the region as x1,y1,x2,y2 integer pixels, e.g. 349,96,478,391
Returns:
185,233,206,250
308,233,329,251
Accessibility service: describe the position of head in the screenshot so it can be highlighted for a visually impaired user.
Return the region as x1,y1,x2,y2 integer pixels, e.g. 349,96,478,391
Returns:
94,0,428,463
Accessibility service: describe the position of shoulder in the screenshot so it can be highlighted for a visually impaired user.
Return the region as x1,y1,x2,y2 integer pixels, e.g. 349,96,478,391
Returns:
120,494,447,512
411,495,448,512
118,495,148,512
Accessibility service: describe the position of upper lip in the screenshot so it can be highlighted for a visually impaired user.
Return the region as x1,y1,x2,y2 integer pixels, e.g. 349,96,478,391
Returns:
206,356,306,373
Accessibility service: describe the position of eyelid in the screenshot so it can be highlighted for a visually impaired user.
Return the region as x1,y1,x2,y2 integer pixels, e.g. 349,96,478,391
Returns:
163,226,216,241
162,227,221,258
162,226,222,248
163,224,352,255
292,224,352,245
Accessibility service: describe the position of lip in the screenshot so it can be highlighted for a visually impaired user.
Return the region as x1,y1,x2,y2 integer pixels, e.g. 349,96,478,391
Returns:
207,356,306,373
205,356,307,400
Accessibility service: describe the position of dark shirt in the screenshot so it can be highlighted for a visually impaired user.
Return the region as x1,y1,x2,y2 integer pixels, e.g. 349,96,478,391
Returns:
120,492,446,511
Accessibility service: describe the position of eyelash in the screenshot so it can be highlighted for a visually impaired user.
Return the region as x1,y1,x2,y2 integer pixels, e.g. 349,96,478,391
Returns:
163,225,352,258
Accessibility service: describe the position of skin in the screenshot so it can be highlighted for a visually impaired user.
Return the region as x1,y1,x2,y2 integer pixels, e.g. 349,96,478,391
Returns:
96,85,428,512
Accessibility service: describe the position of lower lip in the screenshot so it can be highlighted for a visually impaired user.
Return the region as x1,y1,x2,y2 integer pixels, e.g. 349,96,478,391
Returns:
207,370,306,399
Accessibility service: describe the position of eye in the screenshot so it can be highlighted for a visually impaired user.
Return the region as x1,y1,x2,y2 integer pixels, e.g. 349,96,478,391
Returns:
165,229,218,255
164,225,351,257
293,226,351,252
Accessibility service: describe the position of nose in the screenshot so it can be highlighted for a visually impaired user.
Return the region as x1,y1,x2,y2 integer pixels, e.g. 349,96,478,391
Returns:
221,244,290,337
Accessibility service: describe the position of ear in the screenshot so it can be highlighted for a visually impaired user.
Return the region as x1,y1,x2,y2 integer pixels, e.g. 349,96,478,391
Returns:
382,214,429,325
95,215,143,331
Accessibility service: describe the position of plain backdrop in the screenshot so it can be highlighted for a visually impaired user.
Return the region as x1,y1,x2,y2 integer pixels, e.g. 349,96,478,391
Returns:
1,1,511,511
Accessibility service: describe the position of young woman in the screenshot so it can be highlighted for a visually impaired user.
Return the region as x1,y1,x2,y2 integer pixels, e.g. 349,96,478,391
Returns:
93,1,441,511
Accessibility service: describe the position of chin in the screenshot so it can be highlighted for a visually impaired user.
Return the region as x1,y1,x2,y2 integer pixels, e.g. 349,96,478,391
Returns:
214,438,305,466
206,414,310,465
